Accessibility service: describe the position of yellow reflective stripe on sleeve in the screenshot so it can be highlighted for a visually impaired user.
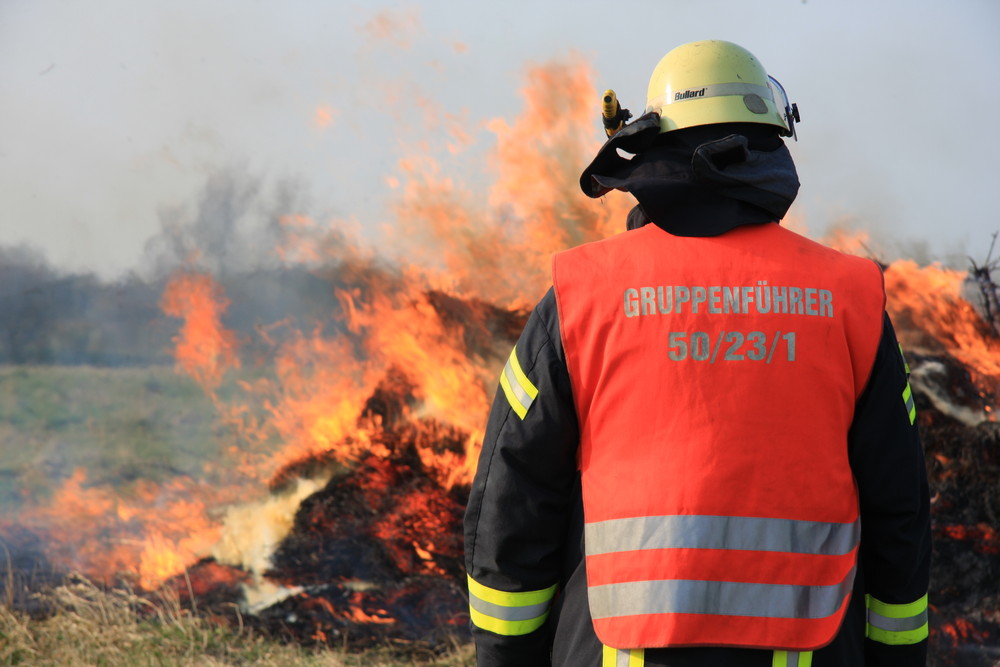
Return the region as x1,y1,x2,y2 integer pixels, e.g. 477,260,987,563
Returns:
467,575,556,607
902,382,916,425
773,650,812,667
603,645,644,667
467,575,556,636
499,345,538,420
899,343,916,424
865,593,929,645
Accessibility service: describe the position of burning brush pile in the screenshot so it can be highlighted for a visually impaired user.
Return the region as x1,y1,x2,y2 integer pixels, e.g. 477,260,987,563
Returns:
885,259,1000,664
1,58,999,665
219,293,529,649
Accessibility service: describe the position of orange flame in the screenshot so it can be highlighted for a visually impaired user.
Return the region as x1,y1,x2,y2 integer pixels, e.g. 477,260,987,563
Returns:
820,226,1000,394
388,56,631,308
313,104,336,129
940,523,1000,555
160,272,240,392
884,260,1000,386
16,469,221,589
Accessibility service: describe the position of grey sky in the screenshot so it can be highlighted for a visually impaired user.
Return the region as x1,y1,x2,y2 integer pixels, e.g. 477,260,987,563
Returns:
2,0,998,278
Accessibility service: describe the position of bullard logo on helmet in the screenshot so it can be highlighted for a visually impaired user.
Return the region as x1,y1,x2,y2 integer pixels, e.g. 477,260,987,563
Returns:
674,88,707,101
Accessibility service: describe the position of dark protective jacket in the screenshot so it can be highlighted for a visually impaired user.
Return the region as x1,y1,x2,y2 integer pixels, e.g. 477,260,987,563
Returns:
463,124,931,666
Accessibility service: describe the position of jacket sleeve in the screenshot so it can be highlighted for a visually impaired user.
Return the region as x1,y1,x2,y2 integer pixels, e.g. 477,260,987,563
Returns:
848,312,931,666
464,287,579,667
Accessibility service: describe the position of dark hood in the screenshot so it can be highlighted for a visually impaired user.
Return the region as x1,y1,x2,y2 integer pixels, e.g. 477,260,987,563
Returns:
579,113,800,236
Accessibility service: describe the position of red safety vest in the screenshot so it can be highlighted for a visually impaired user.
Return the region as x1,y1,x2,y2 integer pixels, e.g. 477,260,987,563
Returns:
552,222,885,651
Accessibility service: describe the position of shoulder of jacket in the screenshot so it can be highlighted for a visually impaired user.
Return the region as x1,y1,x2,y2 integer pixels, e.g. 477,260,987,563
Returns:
777,226,885,290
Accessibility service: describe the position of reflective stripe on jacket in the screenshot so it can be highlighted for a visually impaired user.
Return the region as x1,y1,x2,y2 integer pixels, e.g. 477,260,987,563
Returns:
552,222,886,650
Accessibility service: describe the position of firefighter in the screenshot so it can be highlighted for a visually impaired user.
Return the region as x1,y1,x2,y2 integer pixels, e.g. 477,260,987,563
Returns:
463,40,931,666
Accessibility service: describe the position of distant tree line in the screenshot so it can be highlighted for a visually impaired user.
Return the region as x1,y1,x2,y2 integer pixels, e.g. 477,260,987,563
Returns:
0,245,342,367
0,167,440,366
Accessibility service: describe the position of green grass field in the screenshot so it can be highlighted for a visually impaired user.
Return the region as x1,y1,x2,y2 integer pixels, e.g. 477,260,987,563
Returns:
0,365,223,509
0,364,474,666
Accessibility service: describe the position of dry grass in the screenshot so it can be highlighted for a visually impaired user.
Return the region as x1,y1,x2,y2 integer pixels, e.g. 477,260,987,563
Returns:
0,577,475,667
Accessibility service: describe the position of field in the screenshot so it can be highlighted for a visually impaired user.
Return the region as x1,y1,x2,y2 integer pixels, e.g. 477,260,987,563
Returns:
0,365,220,508
0,364,474,666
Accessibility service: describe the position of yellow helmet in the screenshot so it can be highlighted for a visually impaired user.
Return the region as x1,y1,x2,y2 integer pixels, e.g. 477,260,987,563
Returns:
645,40,799,137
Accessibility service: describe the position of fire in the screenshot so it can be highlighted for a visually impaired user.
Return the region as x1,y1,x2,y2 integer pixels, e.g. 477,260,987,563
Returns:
233,330,379,478
160,272,240,393
939,523,1000,555
936,617,990,648
819,225,1000,396
823,225,872,258
388,58,631,308
313,104,336,129
346,592,395,625
884,260,1000,387
11,469,221,590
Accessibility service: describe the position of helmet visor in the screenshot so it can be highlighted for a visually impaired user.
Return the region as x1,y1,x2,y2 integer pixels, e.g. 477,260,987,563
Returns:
767,76,796,137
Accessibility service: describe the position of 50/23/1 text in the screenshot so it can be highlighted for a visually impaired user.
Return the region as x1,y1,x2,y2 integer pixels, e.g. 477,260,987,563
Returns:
667,330,797,363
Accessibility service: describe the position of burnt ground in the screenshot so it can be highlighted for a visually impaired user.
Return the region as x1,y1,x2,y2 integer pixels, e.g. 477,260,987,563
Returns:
914,356,1000,666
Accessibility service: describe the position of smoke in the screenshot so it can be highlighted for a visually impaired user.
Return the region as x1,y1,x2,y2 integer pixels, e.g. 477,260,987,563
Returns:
143,167,312,279
0,244,170,366
0,162,371,367
359,7,422,50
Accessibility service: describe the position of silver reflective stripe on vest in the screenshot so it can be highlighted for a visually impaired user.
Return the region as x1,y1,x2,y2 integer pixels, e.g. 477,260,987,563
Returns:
586,514,860,556
589,566,856,620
